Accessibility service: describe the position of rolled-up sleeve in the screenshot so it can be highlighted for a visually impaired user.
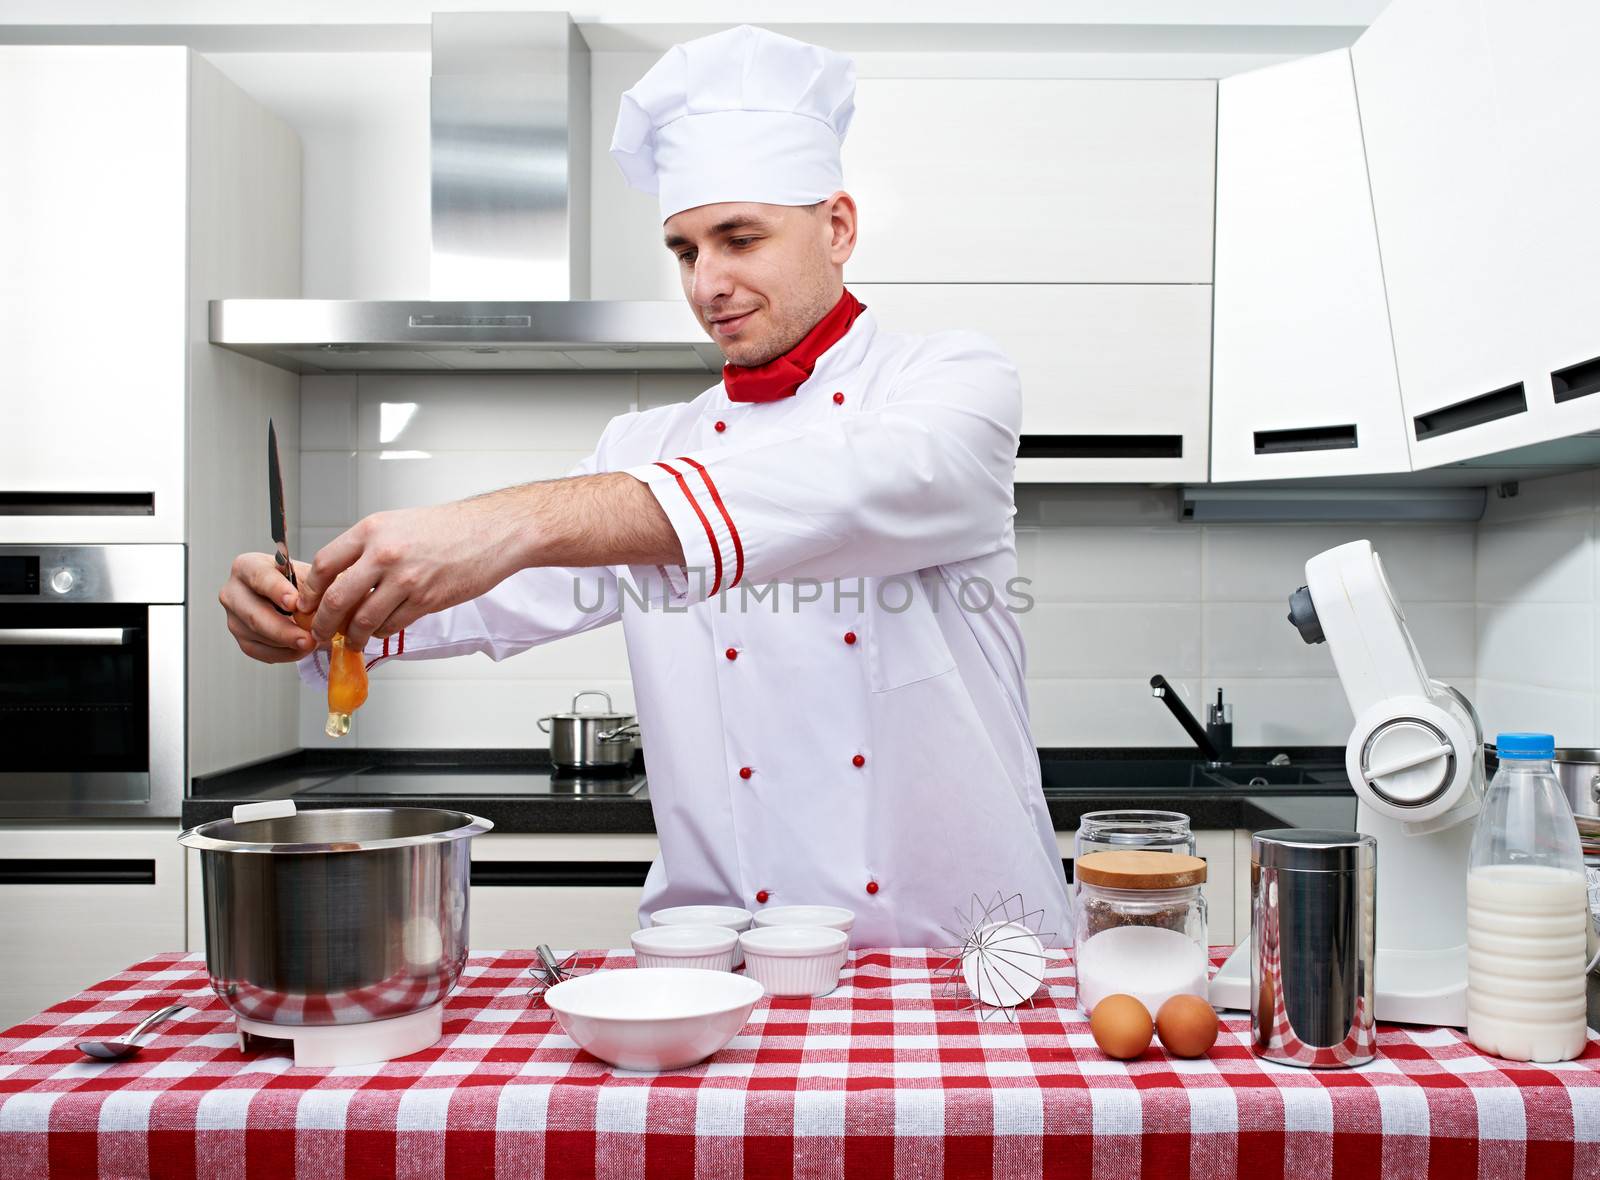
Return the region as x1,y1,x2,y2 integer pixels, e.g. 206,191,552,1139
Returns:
297,450,624,685
624,331,1020,596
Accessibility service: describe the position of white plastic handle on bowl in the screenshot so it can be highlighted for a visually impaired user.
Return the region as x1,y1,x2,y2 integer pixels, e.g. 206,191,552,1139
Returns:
231,800,298,824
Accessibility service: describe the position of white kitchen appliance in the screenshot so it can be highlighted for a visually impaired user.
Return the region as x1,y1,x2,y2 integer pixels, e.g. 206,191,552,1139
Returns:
1209,539,1482,1027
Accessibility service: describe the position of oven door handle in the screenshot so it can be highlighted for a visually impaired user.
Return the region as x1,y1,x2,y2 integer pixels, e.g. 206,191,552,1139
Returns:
0,627,131,646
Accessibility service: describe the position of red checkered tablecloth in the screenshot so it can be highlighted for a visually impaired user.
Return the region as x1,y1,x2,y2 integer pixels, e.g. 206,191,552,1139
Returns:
2,948,1598,1180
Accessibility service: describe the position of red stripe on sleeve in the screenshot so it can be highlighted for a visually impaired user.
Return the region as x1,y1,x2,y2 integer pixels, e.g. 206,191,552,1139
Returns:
674,456,745,589
653,461,723,596
397,629,404,655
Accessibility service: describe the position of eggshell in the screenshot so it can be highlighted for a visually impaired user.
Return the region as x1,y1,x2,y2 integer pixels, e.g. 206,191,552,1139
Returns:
1088,993,1153,1060
1155,994,1219,1058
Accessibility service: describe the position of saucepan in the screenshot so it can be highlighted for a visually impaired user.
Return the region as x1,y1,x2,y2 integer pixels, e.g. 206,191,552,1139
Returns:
538,690,640,771
1552,749,1600,819
178,803,492,1026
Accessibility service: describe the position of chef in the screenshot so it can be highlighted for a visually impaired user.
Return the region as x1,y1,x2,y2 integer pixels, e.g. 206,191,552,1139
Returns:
219,25,1070,947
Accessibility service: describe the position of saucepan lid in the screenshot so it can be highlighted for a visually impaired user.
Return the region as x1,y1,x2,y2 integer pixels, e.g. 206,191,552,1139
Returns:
541,689,634,722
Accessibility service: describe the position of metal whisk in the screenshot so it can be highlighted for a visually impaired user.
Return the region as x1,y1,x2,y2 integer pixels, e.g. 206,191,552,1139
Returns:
936,891,1057,1022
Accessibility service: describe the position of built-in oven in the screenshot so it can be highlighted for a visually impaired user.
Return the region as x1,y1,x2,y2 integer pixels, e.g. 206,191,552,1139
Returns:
0,545,184,818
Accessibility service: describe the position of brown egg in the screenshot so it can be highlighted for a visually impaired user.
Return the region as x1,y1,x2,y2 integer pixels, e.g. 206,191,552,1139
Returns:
1156,994,1220,1058
1089,994,1153,1060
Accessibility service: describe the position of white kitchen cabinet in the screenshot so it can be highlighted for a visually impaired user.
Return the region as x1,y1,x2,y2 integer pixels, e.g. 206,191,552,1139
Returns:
1211,50,1411,483
0,824,187,1030
0,48,188,543
1057,827,1235,945
855,283,1212,483
843,80,1216,284
1352,0,1600,468
469,833,658,952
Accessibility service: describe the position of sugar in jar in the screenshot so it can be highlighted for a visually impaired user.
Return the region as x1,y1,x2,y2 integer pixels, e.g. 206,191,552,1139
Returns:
1073,850,1208,1016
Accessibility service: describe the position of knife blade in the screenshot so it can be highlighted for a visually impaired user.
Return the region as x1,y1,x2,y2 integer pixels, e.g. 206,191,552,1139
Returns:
267,418,298,613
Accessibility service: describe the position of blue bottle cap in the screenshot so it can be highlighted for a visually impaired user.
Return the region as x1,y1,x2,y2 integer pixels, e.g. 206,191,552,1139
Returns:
1496,732,1555,759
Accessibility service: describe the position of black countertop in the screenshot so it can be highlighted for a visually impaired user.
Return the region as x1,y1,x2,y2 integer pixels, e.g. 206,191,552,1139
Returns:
185,746,1355,835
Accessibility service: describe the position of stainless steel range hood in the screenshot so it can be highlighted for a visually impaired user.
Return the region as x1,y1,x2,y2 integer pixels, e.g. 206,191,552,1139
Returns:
210,12,715,375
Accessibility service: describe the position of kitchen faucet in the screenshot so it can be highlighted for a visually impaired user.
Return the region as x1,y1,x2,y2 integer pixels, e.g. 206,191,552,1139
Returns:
1149,675,1232,766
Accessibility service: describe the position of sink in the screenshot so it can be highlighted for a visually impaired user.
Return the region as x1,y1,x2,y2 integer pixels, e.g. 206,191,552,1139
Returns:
1039,758,1348,796
1199,764,1349,790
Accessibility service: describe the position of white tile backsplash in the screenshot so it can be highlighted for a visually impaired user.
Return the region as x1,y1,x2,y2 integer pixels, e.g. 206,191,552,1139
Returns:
355,450,591,515
1474,679,1595,747
1027,678,1204,746
298,450,356,527
1020,603,1202,678
1016,527,1201,603
1476,601,1595,694
1475,520,1595,603
1201,524,1475,603
355,373,637,451
299,377,358,449
1201,678,1353,748
295,375,1600,754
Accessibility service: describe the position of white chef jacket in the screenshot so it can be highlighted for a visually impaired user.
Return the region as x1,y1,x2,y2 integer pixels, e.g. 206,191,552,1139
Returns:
305,309,1071,948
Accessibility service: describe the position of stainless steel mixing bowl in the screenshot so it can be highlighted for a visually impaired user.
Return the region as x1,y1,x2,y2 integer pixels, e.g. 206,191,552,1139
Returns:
178,807,492,1026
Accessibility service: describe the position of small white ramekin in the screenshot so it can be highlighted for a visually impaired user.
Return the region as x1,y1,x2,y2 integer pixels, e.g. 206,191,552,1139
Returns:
650,905,755,967
629,925,739,972
751,905,855,936
739,926,850,997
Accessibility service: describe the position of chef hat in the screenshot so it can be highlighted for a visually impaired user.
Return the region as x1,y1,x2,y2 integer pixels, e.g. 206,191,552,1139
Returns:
610,25,856,223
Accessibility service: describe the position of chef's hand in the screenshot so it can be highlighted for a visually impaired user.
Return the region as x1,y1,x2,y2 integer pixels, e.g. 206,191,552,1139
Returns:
296,498,526,650
219,553,318,664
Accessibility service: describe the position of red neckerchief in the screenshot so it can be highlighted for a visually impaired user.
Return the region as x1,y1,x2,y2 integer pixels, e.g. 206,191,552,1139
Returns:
721,288,866,404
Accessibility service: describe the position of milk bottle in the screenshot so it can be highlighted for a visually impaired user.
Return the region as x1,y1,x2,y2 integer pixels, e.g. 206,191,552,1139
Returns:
1466,732,1589,1062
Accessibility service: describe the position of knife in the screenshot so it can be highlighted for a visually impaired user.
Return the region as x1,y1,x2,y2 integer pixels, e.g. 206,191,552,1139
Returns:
267,418,298,616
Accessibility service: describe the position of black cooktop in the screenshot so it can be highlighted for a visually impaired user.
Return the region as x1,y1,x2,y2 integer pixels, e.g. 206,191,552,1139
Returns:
302,767,646,797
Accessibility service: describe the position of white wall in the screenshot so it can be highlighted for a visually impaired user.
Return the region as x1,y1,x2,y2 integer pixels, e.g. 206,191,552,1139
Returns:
1474,469,1600,746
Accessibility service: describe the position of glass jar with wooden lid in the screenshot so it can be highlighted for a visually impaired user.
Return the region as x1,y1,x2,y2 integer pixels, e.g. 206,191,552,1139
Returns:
1072,850,1208,1015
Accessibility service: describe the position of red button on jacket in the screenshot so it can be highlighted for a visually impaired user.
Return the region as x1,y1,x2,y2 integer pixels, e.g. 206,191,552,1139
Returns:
866,881,880,895
843,631,857,645
852,754,866,768
739,766,753,780
832,392,845,405
725,647,738,661
714,420,727,433
756,890,770,904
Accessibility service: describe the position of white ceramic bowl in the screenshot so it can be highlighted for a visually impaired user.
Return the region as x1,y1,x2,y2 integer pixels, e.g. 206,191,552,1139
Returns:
651,905,755,966
630,924,739,972
739,926,849,997
751,905,856,935
544,968,764,1071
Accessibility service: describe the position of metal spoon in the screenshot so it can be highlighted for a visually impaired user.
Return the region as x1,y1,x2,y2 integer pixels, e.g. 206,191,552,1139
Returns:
77,1003,188,1061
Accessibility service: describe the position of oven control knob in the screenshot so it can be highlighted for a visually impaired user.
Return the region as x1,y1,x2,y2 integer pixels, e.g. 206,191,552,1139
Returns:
49,568,76,595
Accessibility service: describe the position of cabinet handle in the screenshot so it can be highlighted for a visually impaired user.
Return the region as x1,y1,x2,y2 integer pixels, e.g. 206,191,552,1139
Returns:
0,492,154,517
1018,434,1183,460
470,860,652,888
1552,354,1600,404
0,627,130,646
0,858,156,885
1253,424,1358,455
1413,382,1526,441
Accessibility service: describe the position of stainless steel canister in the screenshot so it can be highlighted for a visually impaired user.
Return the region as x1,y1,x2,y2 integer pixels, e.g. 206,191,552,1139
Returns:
1251,829,1377,1068
178,807,492,1026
